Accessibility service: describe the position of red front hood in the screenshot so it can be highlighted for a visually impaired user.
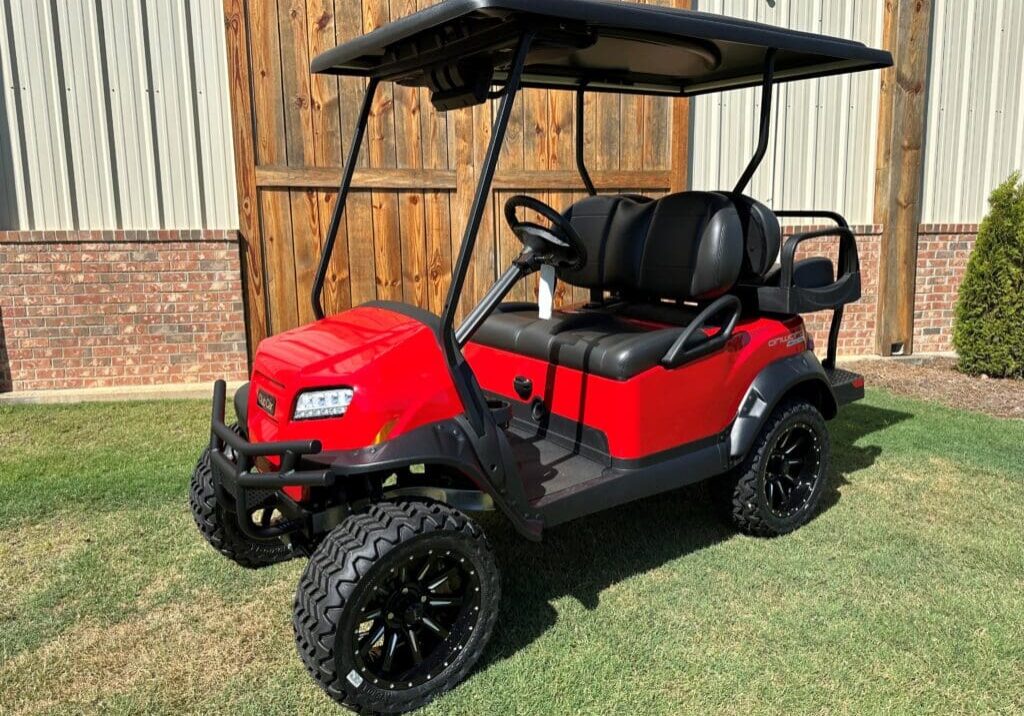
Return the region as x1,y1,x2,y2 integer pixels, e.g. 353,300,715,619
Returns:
246,305,463,450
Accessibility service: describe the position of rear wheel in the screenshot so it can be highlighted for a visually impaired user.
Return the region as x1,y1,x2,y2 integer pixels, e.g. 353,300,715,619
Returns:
719,399,830,537
294,501,499,714
188,424,292,569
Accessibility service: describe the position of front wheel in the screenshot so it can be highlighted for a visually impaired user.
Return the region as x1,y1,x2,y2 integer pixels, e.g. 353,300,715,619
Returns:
718,399,831,537
294,501,499,714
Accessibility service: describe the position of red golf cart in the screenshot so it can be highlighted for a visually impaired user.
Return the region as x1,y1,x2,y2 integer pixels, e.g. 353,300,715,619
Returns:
190,1,891,711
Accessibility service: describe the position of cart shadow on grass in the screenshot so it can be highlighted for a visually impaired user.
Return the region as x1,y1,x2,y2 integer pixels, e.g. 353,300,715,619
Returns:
475,400,912,670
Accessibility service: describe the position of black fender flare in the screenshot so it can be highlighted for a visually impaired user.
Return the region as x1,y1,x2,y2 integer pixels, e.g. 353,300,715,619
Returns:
310,417,543,540
728,351,837,460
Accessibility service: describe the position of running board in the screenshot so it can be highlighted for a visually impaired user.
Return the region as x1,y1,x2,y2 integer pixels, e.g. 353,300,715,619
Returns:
825,366,864,406
509,427,729,529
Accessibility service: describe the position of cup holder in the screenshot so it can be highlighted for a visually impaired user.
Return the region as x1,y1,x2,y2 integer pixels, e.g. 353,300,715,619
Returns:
486,398,512,429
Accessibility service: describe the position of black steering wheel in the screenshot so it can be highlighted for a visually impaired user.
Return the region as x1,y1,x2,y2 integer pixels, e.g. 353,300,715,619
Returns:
503,195,586,271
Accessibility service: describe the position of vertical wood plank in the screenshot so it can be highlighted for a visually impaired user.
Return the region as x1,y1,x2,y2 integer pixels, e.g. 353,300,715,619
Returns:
278,0,322,325
334,0,375,308
468,99,497,308
495,85,526,303
448,106,474,321
307,0,351,314
222,0,268,354
362,0,402,301
416,20,451,313
250,0,298,333
520,87,548,305
415,1,451,314
548,90,578,306
594,90,620,172
391,0,427,308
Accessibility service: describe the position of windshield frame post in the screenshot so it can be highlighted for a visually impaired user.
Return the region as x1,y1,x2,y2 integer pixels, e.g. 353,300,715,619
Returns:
439,30,535,363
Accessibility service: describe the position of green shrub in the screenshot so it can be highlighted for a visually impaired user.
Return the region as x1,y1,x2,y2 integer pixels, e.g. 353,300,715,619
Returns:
952,172,1024,378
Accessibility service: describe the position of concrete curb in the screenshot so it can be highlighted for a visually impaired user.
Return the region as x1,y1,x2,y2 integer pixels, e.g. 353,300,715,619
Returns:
0,381,247,405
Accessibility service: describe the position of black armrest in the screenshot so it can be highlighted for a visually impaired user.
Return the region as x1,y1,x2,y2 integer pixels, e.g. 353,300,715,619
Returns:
773,209,860,286
661,295,742,369
778,226,858,289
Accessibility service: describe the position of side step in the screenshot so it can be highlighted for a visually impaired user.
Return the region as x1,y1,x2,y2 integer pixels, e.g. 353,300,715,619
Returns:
508,426,728,528
825,366,865,406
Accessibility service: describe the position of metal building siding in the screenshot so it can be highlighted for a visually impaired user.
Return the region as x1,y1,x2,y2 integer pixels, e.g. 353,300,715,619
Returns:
922,0,1024,224
690,0,883,225
0,0,237,231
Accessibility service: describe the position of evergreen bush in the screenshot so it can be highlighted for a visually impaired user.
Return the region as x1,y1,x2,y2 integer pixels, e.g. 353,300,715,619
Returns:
952,172,1024,378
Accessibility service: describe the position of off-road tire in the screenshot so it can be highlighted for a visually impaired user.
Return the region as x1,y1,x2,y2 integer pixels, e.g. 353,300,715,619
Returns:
188,424,292,569
294,501,499,714
718,399,831,537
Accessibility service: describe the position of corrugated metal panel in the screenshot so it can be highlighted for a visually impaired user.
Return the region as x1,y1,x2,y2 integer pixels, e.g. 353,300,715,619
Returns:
922,0,1024,224
691,0,883,225
0,0,237,231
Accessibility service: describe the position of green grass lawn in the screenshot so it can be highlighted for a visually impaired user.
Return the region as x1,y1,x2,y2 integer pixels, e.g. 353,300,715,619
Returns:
1,390,1022,715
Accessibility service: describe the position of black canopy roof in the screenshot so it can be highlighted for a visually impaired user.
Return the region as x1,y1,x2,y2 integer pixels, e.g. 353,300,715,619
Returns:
311,0,892,98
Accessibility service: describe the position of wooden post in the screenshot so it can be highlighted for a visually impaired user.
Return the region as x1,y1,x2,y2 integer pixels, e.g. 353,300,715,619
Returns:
873,0,934,356
222,0,269,359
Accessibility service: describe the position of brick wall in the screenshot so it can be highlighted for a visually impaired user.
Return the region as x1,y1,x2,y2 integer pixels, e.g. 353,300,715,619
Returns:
794,224,977,357
912,225,977,354
0,230,248,392
0,223,981,394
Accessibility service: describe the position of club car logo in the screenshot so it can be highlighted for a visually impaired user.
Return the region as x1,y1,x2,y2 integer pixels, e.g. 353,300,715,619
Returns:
257,389,277,416
769,328,806,350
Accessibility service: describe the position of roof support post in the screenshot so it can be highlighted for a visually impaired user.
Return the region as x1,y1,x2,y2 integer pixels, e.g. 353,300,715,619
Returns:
873,0,934,357
575,87,596,196
732,48,776,195
310,77,380,320
441,31,534,358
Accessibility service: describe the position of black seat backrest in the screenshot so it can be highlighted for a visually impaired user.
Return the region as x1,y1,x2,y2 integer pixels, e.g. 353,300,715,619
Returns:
560,191,745,301
728,193,782,279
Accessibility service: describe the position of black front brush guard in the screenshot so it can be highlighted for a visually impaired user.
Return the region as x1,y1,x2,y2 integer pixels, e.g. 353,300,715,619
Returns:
209,380,336,540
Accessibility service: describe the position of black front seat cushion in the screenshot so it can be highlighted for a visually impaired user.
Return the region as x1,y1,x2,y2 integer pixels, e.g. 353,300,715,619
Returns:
473,192,745,380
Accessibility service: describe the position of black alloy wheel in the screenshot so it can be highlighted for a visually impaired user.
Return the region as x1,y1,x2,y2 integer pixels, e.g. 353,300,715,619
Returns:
351,547,481,688
763,423,822,517
717,398,831,537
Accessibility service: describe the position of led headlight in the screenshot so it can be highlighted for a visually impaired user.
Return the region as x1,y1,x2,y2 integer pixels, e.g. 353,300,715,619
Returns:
293,388,353,420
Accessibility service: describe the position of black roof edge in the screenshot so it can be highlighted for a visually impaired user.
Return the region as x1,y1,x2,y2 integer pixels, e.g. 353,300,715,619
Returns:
310,0,893,97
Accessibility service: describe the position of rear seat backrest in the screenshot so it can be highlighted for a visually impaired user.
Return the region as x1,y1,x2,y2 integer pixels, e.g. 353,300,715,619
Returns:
727,193,782,280
560,191,744,302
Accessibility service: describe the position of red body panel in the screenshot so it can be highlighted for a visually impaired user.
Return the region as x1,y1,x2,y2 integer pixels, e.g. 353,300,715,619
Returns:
244,303,807,499
246,304,463,454
465,312,807,459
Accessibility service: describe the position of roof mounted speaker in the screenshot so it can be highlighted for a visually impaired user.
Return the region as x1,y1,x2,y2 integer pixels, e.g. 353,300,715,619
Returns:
427,59,495,111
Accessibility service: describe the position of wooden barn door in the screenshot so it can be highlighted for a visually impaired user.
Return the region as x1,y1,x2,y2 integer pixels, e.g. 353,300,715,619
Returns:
223,0,690,354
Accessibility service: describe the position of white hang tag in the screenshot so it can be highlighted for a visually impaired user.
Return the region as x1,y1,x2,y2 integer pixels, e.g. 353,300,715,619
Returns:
538,264,556,320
